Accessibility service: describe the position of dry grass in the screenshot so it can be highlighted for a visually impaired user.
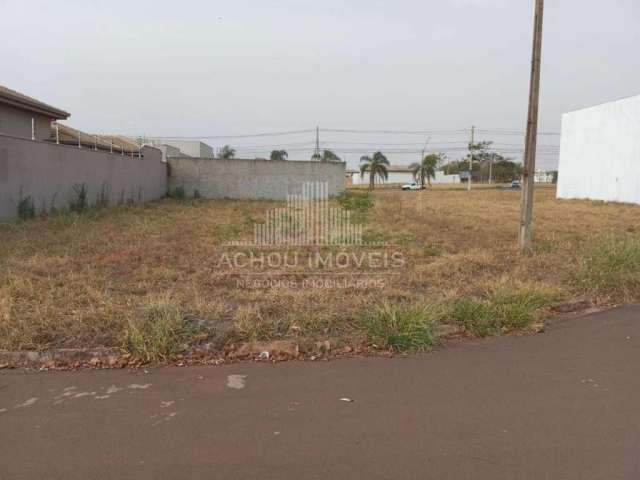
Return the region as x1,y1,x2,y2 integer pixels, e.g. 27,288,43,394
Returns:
1,186,639,357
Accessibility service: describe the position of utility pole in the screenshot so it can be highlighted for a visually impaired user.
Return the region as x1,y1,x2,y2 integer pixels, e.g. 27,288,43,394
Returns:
467,126,475,191
489,153,495,185
519,0,544,250
314,126,320,159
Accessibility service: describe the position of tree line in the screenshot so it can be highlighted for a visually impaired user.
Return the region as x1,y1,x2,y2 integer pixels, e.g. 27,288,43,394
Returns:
214,140,534,191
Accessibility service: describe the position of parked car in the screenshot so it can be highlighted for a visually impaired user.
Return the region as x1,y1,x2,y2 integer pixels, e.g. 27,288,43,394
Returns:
402,182,423,191
510,180,521,189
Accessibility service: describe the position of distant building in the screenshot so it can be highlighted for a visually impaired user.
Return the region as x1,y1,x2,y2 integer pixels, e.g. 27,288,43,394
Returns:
534,169,554,184
349,165,460,186
558,94,640,204
0,85,69,141
147,139,215,158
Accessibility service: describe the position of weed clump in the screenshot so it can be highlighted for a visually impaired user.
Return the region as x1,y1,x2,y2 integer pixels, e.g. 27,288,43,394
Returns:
338,191,374,211
359,303,443,351
450,286,559,337
17,196,36,220
572,234,640,303
169,186,187,200
70,183,88,212
124,297,185,362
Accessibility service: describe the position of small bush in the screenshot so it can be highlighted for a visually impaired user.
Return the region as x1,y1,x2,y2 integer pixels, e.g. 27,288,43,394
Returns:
359,303,442,351
17,196,36,220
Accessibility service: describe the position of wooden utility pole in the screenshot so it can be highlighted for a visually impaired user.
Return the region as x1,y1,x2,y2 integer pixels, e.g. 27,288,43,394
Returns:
467,126,475,191
519,0,544,250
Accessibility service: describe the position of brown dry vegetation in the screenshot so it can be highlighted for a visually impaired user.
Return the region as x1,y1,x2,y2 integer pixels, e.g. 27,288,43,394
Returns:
1,185,640,359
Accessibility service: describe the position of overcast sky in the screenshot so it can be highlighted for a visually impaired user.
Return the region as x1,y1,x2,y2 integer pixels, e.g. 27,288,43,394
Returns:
2,0,639,168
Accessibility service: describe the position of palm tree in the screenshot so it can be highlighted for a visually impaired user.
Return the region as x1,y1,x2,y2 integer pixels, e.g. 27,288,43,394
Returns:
270,150,288,161
311,150,341,162
219,145,236,159
360,152,390,191
409,153,440,188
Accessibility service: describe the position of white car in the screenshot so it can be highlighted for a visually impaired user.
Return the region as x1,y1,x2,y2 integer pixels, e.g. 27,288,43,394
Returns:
402,182,423,191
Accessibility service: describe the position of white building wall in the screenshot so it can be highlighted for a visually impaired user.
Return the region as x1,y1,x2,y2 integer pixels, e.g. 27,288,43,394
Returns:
352,171,460,185
148,139,215,158
557,94,640,204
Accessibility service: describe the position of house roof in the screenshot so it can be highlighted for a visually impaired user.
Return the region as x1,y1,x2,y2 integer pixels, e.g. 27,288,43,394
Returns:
50,123,140,154
0,84,70,119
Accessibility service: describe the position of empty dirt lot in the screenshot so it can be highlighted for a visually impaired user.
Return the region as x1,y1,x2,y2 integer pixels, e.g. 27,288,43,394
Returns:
1,186,639,361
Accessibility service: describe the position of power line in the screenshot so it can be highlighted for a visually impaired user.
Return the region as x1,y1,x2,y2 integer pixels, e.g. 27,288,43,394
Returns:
149,129,315,140
478,129,560,136
321,128,470,135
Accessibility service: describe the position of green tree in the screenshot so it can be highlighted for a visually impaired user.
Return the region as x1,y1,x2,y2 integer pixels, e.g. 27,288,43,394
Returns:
270,150,288,161
441,141,523,184
360,152,390,191
311,150,341,162
218,145,236,159
410,153,444,188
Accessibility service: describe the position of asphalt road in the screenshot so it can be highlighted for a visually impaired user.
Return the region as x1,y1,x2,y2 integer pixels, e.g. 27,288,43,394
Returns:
1,306,640,479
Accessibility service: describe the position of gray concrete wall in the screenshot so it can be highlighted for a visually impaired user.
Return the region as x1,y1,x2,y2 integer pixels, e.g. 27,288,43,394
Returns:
168,157,346,200
0,134,167,221
0,104,53,141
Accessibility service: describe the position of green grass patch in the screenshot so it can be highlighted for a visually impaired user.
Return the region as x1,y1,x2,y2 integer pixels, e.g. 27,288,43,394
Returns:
423,244,444,257
572,234,640,303
358,303,443,351
450,286,559,337
338,191,374,212
123,297,185,362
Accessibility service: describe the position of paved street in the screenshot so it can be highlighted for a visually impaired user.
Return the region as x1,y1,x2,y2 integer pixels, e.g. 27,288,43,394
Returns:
1,306,640,479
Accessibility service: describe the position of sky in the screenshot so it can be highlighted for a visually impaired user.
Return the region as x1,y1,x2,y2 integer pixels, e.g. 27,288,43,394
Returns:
1,0,639,169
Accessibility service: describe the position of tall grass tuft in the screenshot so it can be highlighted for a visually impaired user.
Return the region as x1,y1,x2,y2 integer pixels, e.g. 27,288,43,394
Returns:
450,285,559,337
572,234,640,303
338,191,374,211
124,296,185,362
359,303,443,351
17,196,36,220
70,183,88,212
